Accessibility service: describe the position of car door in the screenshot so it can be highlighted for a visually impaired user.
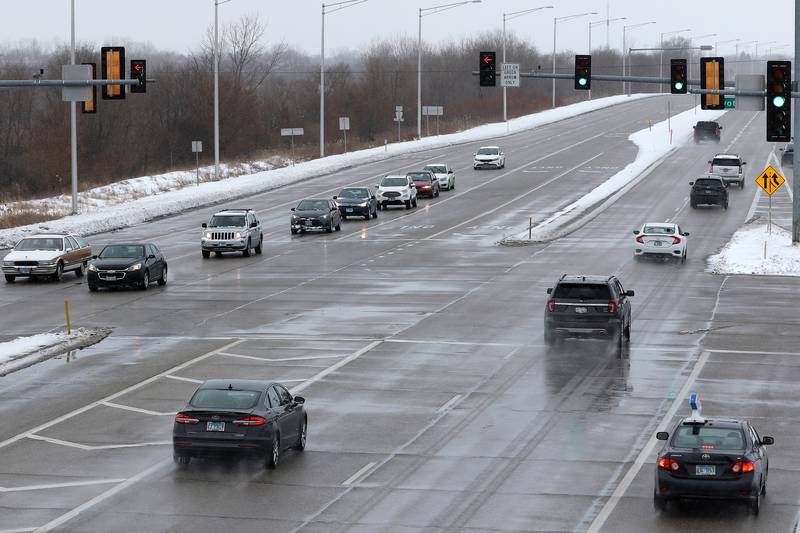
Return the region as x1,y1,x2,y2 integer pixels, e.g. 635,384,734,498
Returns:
407,177,417,200
748,424,767,476
275,384,300,442
267,385,295,447
252,213,262,239
330,200,340,224
63,236,79,269
149,244,164,279
615,280,630,326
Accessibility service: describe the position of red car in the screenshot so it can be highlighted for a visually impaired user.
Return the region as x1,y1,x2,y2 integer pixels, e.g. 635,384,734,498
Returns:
407,171,440,198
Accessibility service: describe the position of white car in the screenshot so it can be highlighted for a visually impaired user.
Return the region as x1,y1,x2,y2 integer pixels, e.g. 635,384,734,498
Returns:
423,163,455,190
473,146,505,169
376,175,418,210
2,233,93,282
633,223,689,263
709,153,746,189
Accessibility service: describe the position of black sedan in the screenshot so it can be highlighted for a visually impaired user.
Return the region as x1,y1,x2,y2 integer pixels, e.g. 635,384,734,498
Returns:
334,187,378,220
654,397,773,514
87,243,167,291
173,379,307,469
290,198,342,234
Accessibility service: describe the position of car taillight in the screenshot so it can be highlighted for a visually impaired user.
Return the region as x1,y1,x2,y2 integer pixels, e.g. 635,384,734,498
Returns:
547,299,556,312
233,416,267,427
671,236,681,245
607,301,617,314
658,457,681,472
635,235,645,244
730,461,755,474
175,412,199,425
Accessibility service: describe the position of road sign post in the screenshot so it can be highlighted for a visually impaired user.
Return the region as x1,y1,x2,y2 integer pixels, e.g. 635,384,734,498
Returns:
755,165,786,236
339,117,350,153
394,106,404,143
281,128,304,165
191,141,203,186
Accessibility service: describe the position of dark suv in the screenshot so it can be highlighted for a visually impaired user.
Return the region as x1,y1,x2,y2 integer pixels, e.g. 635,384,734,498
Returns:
690,176,728,209
544,275,634,347
693,121,722,143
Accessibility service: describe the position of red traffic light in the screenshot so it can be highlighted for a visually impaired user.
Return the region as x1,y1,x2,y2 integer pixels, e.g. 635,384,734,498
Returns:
483,55,493,65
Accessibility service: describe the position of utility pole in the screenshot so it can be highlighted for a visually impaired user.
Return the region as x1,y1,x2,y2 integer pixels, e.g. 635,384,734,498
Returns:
793,0,800,242
69,0,78,214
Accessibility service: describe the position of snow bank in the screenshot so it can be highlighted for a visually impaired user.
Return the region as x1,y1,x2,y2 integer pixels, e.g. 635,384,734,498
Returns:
502,105,726,243
707,223,800,276
0,94,655,249
0,332,65,363
0,328,111,376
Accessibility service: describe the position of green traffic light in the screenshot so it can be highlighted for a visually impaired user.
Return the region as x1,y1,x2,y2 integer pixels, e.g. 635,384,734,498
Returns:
578,77,587,86
674,82,684,91
773,95,786,108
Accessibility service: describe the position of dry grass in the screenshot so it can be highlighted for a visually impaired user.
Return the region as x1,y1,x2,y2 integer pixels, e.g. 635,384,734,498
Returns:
0,208,62,230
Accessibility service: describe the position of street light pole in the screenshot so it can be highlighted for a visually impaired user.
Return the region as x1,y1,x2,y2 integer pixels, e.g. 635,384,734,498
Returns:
213,0,232,181
588,17,625,100
622,21,656,96
70,0,77,214
552,11,597,108
503,5,553,122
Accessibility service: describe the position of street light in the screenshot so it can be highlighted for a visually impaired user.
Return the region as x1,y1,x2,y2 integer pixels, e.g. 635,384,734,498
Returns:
213,0,234,181
659,29,690,93
622,21,655,96
419,1,481,139
552,11,597,109
321,0,369,158
714,38,739,56
588,17,625,100
503,5,553,122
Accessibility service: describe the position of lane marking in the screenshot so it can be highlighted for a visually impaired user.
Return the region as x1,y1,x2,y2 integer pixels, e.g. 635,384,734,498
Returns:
26,434,171,451
341,462,377,487
164,374,203,384
384,338,519,348
708,348,800,356
290,341,382,395
218,352,347,363
436,394,463,413
0,528,37,533
0,479,125,493
101,401,176,416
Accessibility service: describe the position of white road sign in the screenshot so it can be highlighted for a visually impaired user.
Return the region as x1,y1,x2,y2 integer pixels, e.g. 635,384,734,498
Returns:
280,128,304,136
191,141,203,153
394,111,404,122
422,106,444,116
395,105,403,112
339,117,350,130
501,63,520,88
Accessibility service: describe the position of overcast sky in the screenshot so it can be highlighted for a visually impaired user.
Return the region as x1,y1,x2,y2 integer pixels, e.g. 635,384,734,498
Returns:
1,0,796,58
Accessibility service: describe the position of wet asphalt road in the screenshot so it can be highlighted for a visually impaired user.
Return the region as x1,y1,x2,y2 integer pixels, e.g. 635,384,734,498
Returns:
1,96,799,533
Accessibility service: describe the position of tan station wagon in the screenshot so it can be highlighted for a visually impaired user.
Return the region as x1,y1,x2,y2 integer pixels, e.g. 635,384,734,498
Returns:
2,233,92,282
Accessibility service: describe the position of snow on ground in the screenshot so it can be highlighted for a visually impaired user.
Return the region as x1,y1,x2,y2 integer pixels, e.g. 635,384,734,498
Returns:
0,327,111,376
0,94,655,248
0,332,66,364
707,223,800,276
502,104,726,243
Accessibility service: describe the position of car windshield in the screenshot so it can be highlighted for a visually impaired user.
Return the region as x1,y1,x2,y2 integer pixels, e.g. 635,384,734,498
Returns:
477,148,499,155
712,158,739,167
695,178,723,188
297,200,329,211
643,226,674,234
424,165,447,174
408,173,431,182
190,389,261,410
672,426,745,451
552,283,611,300
208,215,245,227
338,188,369,199
381,177,408,187
15,238,63,251
99,245,145,259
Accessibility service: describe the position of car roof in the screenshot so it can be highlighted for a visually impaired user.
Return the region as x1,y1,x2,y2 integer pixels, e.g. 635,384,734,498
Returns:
200,379,274,390
215,210,252,215
382,174,408,179
712,154,740,159
558,274,613,284
299,198,332,202
696,174,724,180
678,417,744,430
23,233,70,239
102,242,149,247
478,145,500,149
696,121,719,125
425,163,448,166
642,222,676,228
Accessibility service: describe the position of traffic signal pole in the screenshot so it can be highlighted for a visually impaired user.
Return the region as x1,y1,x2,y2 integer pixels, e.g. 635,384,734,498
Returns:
70,0,77,215
794,0,800,243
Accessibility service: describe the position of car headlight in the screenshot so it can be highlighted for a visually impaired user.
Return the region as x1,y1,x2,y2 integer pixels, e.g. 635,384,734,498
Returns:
204,232,212,239
322,214,329,219
127,263,142,271
88,264,97,272
291,215,299,221
2,261,12,267
39,260,56,266
234,232,241,239
358,201,368,207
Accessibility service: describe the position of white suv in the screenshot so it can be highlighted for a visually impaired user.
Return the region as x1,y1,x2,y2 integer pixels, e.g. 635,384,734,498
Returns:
376,175,418,210
709,153,746,189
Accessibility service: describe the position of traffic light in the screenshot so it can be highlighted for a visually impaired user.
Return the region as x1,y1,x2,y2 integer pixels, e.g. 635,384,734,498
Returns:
479,51,496,87
574,55,591,90
130,60,146,93
101,46,126,100
81,62,97,114
766,60,792,142
700,57,724,110
670,59,687,94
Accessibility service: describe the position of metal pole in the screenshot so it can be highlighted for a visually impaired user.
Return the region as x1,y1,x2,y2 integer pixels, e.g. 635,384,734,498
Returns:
552,17,556,108
622,27,626,95
417,8,422,139
659,33,664,93
627,47,632,96
503,14,507,122
588,22,592,100
196,151,200,186
343,128,347,153
70,0,78,214
213,0,220,180
320,4,326,157
793,0,800,243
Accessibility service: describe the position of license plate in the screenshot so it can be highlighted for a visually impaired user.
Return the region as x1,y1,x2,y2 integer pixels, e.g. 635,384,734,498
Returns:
19,267,31,274
346,208,353,213
206,421,225,432
696,465,715,476
653,240,663,247
575,307,588,314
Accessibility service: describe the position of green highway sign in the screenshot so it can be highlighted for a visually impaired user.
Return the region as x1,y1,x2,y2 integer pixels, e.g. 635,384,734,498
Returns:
724,97,736,109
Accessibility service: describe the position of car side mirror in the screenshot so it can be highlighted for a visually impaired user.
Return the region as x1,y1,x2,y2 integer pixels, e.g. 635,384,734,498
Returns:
546,287,553,294
689,181,694,186
633,230,640,235
332,196,338,200
371,195,376,200
473,152,477,156
625,290,635,297
761,436,774,445
250,222,257,228
719,126,723,130
683,232,690,236
742,161,747,165
148,254,156,259
448,170,454,174
91,255,98,260
656,431,669,441
293,395,305,404
707,160,712,164
202,223,207,228
290,207,295,211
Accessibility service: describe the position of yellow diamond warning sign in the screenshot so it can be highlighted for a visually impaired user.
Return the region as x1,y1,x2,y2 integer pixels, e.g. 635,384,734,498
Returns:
755,165,785,196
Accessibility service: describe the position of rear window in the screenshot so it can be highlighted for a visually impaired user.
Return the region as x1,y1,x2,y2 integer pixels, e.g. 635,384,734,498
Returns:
695,178,723,188
672,426,745,451
696,122,718,129
552,283,611,300
424,165,447,174
408,173,431,182
643,225,675,234
190,389,261,409
712,158,740,167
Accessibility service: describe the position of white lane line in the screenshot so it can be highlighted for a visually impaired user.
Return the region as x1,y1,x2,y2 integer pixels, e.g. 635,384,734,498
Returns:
164,374,203,384
26,434,171,451
34,459,171,533
218,352,347,363
425,152,605,240
0,479,125,493
0,338,244,451
0,528,37,533
383,339,519,348
290,340,381,395
341,461,378,487
436,394,463,413
585,350,710,533
101,401,176,417
708,348,800,356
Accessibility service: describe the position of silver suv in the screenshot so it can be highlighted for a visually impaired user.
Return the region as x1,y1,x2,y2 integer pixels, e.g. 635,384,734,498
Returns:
709,153,747,189
201,209,263,258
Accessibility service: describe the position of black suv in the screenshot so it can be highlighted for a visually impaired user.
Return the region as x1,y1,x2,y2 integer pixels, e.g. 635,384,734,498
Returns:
693,121,722,143
690,176,728,209
544,275,634,347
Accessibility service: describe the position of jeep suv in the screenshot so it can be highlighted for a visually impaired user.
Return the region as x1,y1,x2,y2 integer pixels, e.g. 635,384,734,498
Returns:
689,176,728,209
544,275,634,347
709,153,746,189
201,209,263,258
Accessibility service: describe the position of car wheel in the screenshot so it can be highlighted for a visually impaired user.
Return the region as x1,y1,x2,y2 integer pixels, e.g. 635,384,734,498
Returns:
681,251,687,264
52,262,63,282
740,181,745,189
653,492,668,512
751,491,761,515
266,436,280,469
413,197,418,208
88,284,99,292
405,200,412,209
326,223,334,233
140,271,149,290
158,265,168,286
690,201,697,209
4,275,15,283
544,328,556,346
373,207,378,219
723,202,728,210
336,222,341,231
434,187,439,198
342,215,348,221
75,262,86,277
451,179,455,190
174,454,191,467
202,250,210,258
624,323,631,342
294,418,307,451
243,239,251,257
255,236,263,254
291,228,298,235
